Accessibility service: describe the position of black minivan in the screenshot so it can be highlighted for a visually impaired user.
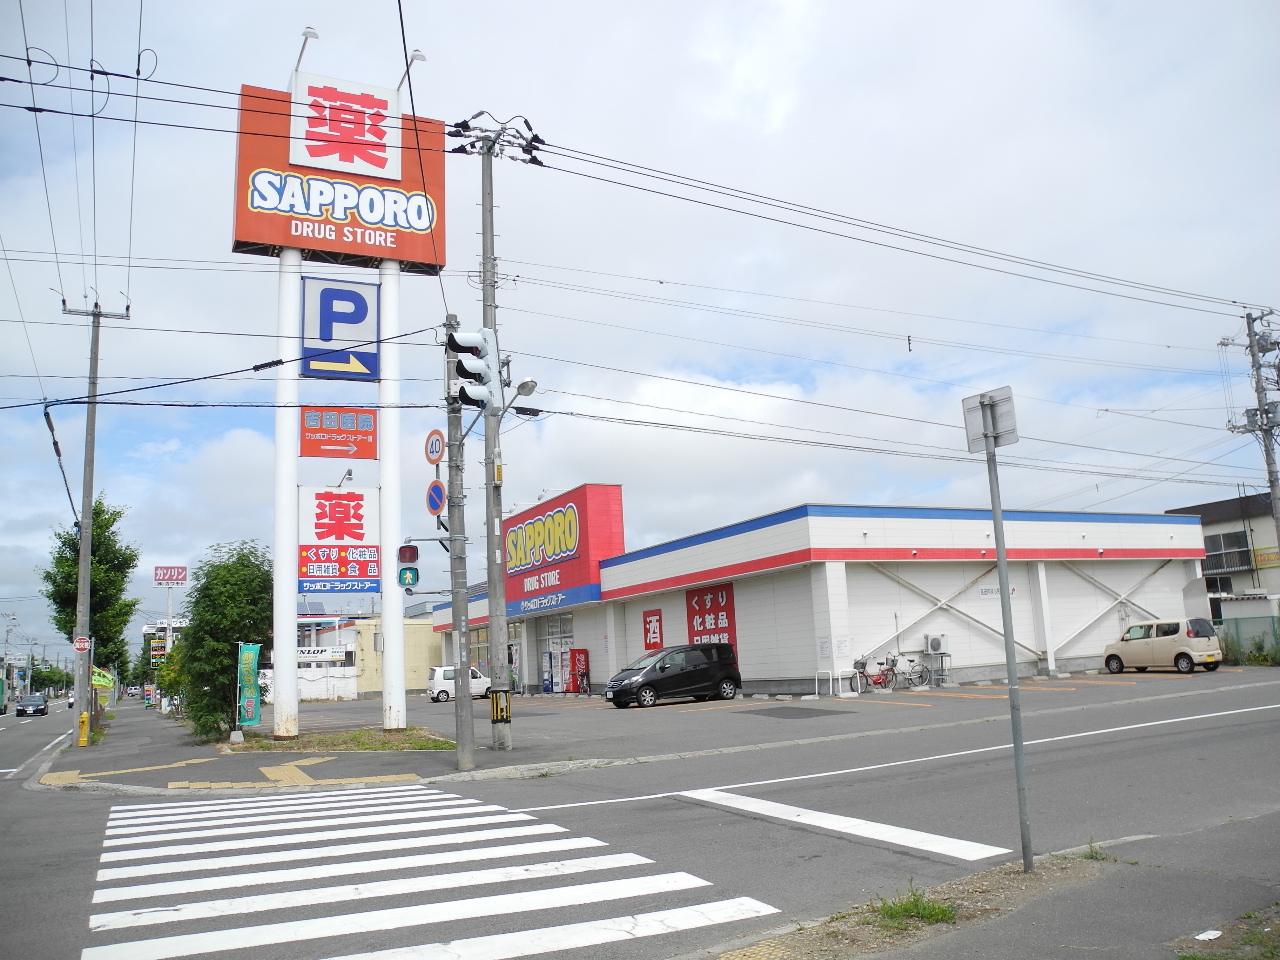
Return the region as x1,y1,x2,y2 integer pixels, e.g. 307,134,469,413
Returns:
604,643,741,708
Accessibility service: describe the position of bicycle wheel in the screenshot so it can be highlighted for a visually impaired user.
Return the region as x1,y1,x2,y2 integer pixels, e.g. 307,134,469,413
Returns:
880,668,896,690
854,672,869,695
910,663,932,687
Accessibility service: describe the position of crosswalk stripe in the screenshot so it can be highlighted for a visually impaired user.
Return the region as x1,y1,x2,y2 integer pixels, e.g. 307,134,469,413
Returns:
96,824,568,880
80,872,713,960
681,788,1010,861
89,853,654,931
107,792,461,826
101,808,516,849
92,837,611,902
108,784,434,814
105,798,481,835
318,897,781,960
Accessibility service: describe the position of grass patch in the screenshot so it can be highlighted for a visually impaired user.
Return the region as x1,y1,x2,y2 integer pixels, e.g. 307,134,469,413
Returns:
1079,838,1114,861
872,882,958,930
1174,901,1280,959
230,727,454,751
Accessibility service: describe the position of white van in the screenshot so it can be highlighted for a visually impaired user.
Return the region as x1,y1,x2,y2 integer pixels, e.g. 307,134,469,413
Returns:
428,666,491,702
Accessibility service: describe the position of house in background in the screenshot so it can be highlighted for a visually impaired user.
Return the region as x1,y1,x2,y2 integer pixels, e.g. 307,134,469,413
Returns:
1167,493,1280,617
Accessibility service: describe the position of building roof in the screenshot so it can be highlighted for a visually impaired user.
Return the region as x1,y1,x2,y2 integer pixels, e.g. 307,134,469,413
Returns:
1167,494,1273,525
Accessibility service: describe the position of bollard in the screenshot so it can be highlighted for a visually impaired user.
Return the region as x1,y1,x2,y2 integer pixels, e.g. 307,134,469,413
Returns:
78,710,90,747
490,689,512,751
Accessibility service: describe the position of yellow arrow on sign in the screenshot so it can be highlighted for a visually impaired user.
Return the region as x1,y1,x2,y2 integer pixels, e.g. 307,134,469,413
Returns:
309,354,371,374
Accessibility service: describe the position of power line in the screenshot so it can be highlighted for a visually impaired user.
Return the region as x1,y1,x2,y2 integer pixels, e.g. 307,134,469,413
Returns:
538,142,1268,311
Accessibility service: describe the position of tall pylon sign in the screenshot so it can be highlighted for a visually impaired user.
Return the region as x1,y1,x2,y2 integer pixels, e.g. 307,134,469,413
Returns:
231,57,446,739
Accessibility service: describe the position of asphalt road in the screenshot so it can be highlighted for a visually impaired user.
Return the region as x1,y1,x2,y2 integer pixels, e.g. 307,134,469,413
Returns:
0,695,77,780
4,672,1277,960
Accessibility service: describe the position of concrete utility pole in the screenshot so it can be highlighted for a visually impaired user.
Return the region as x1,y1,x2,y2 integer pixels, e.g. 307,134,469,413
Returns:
272,248,301,740
443,314,475,770
1242,310,1280,551
379,257,407,732
479,136,513,750
62,299,129,735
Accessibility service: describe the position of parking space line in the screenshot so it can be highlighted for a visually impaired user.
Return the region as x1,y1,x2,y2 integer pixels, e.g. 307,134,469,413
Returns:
680,788,1010,860
843,697,933,707
909,690,1007,700
678,701,759,713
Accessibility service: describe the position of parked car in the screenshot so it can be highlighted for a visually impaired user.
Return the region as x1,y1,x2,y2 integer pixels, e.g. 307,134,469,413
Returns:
126,686,141,697
16,694,49,716
1103,618,1222,674
428,665,491,702
605,643,741,708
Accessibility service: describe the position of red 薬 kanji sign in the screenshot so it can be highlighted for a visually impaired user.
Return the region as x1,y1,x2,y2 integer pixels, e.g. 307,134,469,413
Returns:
298,486,381,594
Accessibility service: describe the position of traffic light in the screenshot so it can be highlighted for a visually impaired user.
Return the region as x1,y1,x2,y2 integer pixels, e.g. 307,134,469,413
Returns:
447,329,499,408
397,544,419,591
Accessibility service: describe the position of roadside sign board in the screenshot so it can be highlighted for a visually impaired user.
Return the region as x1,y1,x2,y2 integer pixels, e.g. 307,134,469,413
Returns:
298,485,381,593
153,566,187,587
301,277,381,381
73,636,90,653
300,406,378,459
424,429,445,465
426,479,446,516
231,80,446,273
962,386,1018,453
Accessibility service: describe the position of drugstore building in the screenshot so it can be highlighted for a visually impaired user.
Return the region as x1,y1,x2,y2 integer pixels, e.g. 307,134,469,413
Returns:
435,484,1208,694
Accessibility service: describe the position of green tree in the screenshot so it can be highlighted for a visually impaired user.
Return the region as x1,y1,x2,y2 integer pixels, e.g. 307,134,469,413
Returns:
38,496,140,677
180,541,272,738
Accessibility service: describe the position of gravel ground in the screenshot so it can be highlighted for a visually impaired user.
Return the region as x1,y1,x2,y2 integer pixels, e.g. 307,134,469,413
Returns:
718,856,1107,959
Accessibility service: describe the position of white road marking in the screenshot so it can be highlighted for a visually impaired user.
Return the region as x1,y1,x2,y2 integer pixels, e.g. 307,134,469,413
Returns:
90,853,653,930
109,783,434,814
682,788,1009,861
96,823,567,879
80,872,712,960
317,898,781,960
514,703,1280,813
107,790,455,826
101,806,513,847
20,718,33,723
92,836,610,902
5,730,73,780
0,768,16,773
105,798,481,835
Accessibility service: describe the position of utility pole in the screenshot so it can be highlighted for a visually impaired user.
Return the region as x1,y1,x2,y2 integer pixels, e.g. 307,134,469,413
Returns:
479,136,513,750
63,299,129,736
1240,310,1280,551
443,314,475,770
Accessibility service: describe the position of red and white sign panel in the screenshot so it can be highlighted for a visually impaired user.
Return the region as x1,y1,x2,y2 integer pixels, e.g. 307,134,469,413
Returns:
232,78,445,273
73,636,91,653
154,566,188,587
643,609,664,651
298,486,380,593
290,72,403,180
686,582,737,649
300,407,377,459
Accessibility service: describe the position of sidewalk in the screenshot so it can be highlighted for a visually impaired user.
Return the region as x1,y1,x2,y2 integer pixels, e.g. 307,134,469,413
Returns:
715,811,1280,960
29,696,579,795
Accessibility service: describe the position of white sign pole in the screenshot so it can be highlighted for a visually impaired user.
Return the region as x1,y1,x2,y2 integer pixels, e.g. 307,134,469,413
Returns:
379,258,406,731
273,248,302,740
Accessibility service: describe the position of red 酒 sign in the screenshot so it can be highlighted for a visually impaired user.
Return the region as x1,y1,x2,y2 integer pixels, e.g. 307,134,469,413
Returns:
232,78,446,273
686,582,737,649
642,609,664,651
300,407,377,459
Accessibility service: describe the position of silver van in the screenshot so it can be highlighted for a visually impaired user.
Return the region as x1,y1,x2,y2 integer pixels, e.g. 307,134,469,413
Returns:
1103,618,1222,674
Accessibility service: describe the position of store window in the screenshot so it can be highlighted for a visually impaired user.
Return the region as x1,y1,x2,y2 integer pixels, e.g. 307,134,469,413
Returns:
534,612,574,692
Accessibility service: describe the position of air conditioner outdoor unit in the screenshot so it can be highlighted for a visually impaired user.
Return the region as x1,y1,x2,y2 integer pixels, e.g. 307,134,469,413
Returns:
924,634,948,655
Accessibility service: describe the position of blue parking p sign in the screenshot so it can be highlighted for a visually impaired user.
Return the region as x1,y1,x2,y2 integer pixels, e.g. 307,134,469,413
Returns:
301,277,380,381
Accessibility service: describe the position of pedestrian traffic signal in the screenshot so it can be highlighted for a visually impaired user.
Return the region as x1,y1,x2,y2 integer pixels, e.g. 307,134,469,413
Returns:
398,544,419,591
447,329,498,408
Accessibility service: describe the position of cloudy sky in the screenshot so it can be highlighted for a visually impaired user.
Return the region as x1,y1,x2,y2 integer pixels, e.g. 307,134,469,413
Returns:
1,0,1276,655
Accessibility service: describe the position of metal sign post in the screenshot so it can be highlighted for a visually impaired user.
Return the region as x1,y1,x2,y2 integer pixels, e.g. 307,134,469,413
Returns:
963,386,1034,873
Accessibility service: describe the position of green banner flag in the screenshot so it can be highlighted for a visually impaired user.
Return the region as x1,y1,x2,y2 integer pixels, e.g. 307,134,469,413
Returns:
238,644,262,727
91,665,114,689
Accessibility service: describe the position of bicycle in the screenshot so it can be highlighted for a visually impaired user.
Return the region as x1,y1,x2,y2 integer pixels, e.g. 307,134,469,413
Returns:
893,654,933,689
851,658,896,694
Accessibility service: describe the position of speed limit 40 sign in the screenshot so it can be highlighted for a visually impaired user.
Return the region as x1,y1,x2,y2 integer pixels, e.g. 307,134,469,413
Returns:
424,429,445,465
